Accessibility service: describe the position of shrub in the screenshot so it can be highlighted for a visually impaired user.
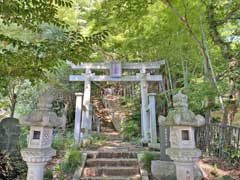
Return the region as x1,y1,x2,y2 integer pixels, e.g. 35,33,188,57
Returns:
44,169,53,180
121,120,140,141
140,152,154,171
0,151,27,179
119,93,141,141
61,147,82,174
52,130,74,152
19,126,29,149
52,132,66,151
54,164,65,180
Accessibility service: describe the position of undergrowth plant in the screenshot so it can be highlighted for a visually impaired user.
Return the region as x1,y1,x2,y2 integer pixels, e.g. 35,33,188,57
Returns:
52,130,74,152
0,151,27,180
120,96,141,141
61,146,82,174
140,152,154,171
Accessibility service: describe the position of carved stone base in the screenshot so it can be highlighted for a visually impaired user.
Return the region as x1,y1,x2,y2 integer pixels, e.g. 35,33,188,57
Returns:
151,160,203,180
26,162,46,180
21,148,56,180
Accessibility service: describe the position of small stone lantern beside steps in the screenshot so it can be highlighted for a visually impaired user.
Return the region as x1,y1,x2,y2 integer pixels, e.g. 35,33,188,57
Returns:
20,90,65,180
164,92,205,180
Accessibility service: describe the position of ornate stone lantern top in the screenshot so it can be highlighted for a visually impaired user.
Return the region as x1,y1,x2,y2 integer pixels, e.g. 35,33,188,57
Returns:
164,92,205,127
21,89,64,128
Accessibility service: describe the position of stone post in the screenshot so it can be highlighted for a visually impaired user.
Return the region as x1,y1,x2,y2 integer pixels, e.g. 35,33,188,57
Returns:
139,71,149,144
82,70,92,136
148,93,157,145
20,90,64,180
74,92,83,144
158,115,171,161
26,162,46,179
89,104,93,131
164,92,205,180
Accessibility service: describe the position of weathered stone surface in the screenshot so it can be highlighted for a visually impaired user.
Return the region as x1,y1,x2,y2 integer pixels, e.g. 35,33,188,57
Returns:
149,93,157,145
158,115,171,161
164,92,205,127
74,93,83,144
166,148,202,162
0,117,20,154
21,90,64,127
151,160,203,180
21,147,56,163
151,160,176,180
81,151,141,180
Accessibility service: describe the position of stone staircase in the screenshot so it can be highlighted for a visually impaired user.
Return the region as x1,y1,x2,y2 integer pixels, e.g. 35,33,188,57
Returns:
80,151,141,180
80,95,143,180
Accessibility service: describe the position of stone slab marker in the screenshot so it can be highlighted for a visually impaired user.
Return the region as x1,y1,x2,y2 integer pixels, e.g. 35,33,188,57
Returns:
0,117,20,154
158,115,171,161
0,118,20,153
148,93,157,145
20,90,65,180
74,92,83,144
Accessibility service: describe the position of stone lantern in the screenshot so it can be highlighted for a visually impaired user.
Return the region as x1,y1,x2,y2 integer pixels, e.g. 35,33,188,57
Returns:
164,92,205,180
21,90,64,180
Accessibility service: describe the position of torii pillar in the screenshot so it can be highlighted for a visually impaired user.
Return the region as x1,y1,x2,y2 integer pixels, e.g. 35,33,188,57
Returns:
139,70,149,144
74,92,83,144
81,69,92,137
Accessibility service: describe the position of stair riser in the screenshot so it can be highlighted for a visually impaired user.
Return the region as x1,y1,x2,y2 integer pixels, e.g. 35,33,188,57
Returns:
83,168,139,177
80,177,141,180
86,160,138,167
87,152,137,159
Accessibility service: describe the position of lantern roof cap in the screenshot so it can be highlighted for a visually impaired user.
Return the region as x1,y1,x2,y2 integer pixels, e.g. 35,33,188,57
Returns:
164,92,205,127
21,88,65,127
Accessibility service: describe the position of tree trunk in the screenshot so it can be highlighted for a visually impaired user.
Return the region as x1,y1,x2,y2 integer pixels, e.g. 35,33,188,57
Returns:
222,88,240,125
10,94,17,118
206,3,240,125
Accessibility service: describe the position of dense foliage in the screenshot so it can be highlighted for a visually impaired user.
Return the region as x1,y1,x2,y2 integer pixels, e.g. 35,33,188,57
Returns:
0,1,239,178
0,151,27,179
84,0,240,125
0,0,239,124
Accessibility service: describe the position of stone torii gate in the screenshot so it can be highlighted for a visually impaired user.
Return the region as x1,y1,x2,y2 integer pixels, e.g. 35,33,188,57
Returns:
68,61,165,144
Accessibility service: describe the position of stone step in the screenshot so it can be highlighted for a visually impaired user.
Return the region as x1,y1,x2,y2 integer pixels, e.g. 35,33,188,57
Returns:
82,167,139,177
87,152,137,159
80,175,141,180
85,158,138,167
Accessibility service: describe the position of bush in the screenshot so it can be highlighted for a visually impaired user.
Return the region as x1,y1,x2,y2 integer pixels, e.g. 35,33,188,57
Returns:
0,151,27,179
19,126,29,149
121,120,140,141
52,132,66,151
54,164,65,180
44,169,53,180
52,130,74,152
120,96,141,141
140,152,154,171
61,147,82,174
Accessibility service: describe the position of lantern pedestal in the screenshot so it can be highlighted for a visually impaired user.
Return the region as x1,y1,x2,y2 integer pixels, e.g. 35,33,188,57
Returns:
21,148,55,180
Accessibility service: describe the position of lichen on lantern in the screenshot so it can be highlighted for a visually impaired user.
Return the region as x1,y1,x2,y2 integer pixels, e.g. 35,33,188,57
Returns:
21,89,64,128
164,91,204,127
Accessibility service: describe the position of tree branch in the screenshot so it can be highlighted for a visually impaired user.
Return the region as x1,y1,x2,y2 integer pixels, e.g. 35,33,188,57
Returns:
216,3,240,26
206,3,232,60
162,0,202,49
